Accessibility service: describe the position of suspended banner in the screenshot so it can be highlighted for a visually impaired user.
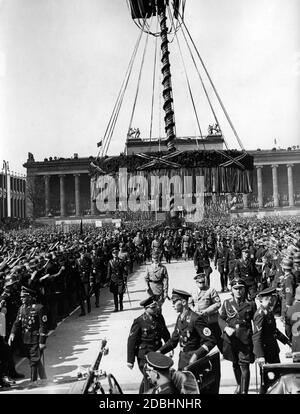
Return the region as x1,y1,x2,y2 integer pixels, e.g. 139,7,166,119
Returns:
128,0,184,20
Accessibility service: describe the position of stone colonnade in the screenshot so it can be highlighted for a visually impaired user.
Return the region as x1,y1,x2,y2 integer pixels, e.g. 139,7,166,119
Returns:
44,173,95,217
242,163,296,209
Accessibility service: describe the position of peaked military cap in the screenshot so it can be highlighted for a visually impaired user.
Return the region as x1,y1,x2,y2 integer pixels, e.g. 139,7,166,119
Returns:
21,285,37,297
140,296,157,308
231,278,246,288
293,252,300,263
171,289,191,301
112,247,119,253
257,287,277,297
281,258,293,269
4,279,18,288
145,352,174,370
194,273,206,280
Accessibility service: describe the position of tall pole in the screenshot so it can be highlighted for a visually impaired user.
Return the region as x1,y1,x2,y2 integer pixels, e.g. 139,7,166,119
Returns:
159,5,176,151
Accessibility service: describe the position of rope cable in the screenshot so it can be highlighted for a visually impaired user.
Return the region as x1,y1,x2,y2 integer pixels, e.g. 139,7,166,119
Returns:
177,11,245,151
99,26,144,157
179,23,224,139
127,18,152,138
169,5,203,149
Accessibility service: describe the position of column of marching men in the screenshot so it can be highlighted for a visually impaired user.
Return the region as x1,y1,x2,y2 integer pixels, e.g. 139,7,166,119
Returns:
0,217,299,392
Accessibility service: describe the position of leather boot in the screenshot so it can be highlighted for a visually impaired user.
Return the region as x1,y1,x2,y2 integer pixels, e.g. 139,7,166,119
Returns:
233,364,241,394
119,294,123,311
113,295,118,312
30,366,38,382
240,364,250,394
37,361,47,380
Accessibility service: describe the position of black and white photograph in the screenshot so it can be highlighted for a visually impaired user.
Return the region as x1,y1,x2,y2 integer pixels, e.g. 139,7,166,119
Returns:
0,0,299,402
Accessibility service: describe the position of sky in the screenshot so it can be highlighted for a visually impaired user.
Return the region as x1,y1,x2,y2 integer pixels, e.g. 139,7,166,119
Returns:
0,0,299,173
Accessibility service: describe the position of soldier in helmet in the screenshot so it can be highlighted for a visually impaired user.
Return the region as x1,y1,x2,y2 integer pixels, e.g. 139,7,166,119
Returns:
280,258,296,319
158,289,217,371
8,286,48,383
218,278,256,394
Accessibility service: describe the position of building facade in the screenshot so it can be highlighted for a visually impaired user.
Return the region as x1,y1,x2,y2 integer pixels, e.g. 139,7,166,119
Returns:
23,140,300,221
0,164,27,220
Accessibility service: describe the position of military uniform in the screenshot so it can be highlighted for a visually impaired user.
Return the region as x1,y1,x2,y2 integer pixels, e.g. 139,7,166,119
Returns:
227,246,240,284
142,352,177,395
285,288,300,360
234,257,258,299
214,243,229,292
193,245,212,286
218,279,256,394
145,262,168,307
163,238,172,264
218,295,256,364
107,251,127,311
10,288,48,382
159,307,216,371
127,310,170,373
190,280,223,353
253,307,280,364
181,234,191,260
77,253,93,315
280,270,295,318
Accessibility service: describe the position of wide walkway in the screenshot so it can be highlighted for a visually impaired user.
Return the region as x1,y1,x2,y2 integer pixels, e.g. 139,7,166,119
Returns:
1,258,291,394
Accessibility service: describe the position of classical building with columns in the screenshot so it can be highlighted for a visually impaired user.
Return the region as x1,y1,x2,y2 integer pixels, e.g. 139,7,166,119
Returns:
23,142,300,221
0,167,27,220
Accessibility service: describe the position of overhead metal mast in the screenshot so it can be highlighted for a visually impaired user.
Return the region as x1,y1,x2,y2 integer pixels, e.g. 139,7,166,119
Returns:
158,4,176,151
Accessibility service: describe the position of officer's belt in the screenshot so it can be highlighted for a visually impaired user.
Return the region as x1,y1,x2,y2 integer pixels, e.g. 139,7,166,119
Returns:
149,279,162,283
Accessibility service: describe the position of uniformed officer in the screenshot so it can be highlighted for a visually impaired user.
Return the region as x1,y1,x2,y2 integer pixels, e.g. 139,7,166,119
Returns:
181,233,191,261
218,278,256,394
214,239,229,292
285,286,300,362
77,250,93,316
127,296,170,373
253,287,282,366
158,289,217,371
190,273,223,353
293,252,300,287
107,247,128,312
8,286,48,382
234,248,258,300
145,252,169,308
280,258,296,319
193,241,212,287
142,352,176,394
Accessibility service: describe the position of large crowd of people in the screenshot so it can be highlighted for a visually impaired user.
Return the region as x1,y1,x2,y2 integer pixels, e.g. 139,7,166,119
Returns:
0,215,300,392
